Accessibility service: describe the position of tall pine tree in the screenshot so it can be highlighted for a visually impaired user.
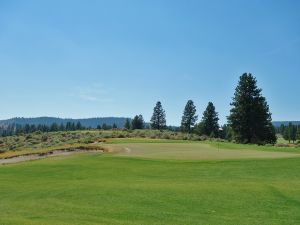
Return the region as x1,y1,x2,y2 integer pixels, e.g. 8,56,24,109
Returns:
181,100,198,133
150,101,166,130
228,73,276,144
201,102,219,137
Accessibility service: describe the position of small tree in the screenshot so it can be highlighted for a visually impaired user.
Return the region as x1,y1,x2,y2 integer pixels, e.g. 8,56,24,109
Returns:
150,101,166,130
112,123,118,129
201,102,219,137
131,115,145,130
124,118,131,130
181,100,198,133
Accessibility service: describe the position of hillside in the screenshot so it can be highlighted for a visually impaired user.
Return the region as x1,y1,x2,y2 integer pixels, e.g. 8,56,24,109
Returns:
0,117,129,128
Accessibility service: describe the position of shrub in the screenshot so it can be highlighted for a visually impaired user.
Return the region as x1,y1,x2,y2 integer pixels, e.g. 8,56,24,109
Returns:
265,144,274,147
275,143,290,148
25,134,32,140
199,135,208,141
41,135,48,142
162,133,171,139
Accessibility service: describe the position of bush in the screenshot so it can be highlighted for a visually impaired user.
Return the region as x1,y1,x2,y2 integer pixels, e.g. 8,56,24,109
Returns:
265,143,274,147
117,133,125,138
41,135,48,142
190,135,201,141
275,143,290,148
199,135,208,141
162,133,171,139
25,134,32,140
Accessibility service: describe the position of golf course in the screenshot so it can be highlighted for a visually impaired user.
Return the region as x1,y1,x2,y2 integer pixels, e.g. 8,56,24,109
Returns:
1,1,300,224
1,139,300,225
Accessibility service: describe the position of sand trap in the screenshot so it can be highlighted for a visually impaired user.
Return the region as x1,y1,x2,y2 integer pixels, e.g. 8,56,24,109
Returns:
0,149,103,165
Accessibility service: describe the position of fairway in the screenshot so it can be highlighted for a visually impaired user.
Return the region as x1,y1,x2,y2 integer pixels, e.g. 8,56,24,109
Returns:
1,152,300,225
113,142,300,160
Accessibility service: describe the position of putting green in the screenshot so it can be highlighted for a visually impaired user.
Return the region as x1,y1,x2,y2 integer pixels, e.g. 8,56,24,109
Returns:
112,143,300,160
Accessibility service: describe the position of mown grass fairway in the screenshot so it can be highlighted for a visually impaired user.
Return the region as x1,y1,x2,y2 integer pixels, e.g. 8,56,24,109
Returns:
1,141,300,225
113,142,300,160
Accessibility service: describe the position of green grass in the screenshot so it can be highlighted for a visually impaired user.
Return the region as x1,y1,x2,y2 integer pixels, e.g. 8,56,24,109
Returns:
113,142,300,161
209,141,300,153
1,134,300,224
1,151,300,225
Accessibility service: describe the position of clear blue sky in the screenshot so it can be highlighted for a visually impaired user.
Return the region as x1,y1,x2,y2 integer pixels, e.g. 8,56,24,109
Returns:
0,0,299,125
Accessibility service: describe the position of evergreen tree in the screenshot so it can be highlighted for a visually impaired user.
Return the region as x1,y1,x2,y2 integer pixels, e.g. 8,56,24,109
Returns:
50,123,59,132
228,73,277,144
223,124,234,141
150,101,166,130
283,125,291,143
283,122,298,143
72,122,77,131
112,123,117,129
59,123,65,131
66,122,72,131
194,121,205,136
30,124,36,133
200,102,219,137
102,123,108,130
124,118,131,130
279,124,285,135
131,115,145,129
291,124,297,143
181,100,198,133
76,122,83,130
297,126,300,141
24,124,31,134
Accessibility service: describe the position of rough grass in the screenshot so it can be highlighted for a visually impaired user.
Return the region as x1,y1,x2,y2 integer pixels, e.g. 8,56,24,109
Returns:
0,154,300,225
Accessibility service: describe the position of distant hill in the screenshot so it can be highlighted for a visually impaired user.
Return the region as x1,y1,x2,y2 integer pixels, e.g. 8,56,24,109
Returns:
272,121,300,127
0,117,129,129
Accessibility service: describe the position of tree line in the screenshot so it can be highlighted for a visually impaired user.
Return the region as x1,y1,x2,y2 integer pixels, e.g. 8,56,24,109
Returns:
1,73,286,145
0,122,85,136
0,121,120,136
126,73,277,144
276,123,300,143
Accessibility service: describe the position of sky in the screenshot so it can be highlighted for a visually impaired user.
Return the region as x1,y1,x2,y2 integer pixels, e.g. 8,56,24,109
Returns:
0,0,299,125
